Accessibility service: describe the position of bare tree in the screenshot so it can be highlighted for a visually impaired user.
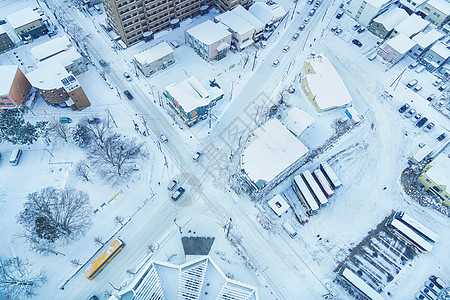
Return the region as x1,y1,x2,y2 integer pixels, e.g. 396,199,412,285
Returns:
0,257,46,300
72,123,93,148
331,118,350,134
17,187,93,244
94,237,105,246
70,259,81,267
46,117,71,143
87,134,144,185
86,117,113,149
75,160,91,182
17,228,65,256
114,215,125,226
242,53,250,66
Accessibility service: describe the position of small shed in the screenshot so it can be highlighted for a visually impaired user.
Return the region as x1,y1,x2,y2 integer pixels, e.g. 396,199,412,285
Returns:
345,106,361,124
267,194,290,217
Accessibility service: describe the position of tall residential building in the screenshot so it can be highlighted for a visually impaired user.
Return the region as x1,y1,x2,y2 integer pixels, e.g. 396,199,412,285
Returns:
102,0,251,46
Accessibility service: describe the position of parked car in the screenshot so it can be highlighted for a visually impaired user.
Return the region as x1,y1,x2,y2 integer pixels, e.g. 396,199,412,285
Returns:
415,65,425,73
426,122,435,130
413,85,422,92
427,94,435,101
425,280,442,295
299,24,305,31
60,117,72,123
352,39,362,47
438,84,447,91
309,9,316,16
331,26,338,32
292,33,299,40
413,113,422,122
409,61,419,69
304,17,310,23
433,79,442,86
420,287,437,300
416,117,428,128
167,179,178,191
308,0,313,4
437,133,447,141
273,59,280,67
87,117,101,124
419,143,426,148
406,79,418,88
192,152,202,162
171,187,185,201
89,296,99,300
123,72,132,81
415,292,427,300
353,24,361,30
48,31,57,37
357,27,365,33
99,59,107,67
336,12,343,19
314,1,320,7
160,134,168,143
335,28,343,35
282,45,290,53
124,90,133,100
405,108,416,118
398,103,410,113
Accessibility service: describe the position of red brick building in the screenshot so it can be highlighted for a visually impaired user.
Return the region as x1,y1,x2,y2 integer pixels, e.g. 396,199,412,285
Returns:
0,65,31,110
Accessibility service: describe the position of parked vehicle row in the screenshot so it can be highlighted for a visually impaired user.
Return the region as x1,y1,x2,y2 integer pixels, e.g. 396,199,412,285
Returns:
415,275,447,300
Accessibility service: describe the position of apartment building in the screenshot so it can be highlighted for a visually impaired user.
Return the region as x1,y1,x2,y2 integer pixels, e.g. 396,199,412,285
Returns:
6,7,47,42
0,65,31,110
344,0,395,27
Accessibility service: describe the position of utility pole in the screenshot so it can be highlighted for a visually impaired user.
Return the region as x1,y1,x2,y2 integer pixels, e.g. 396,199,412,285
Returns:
173,218,182,233
291,0,298,20
390,68,406,91
252,50,257,71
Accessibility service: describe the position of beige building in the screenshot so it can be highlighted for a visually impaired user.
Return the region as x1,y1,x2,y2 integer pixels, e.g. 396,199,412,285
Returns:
419,0,450,26
134,42,174,76
416,153,450,206
26,63,91,111
0,65,31,110
215,11,255,51
301,54,352,112
378,33,416,65
6,7,47,42
185,20,232,61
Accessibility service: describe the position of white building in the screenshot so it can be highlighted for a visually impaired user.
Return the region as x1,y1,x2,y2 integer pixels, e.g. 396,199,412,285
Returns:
214,11,255,51
6,7,46,41
134,42,174,76
185,20,232,61
283,107,315,136
240,118,309,190
116,256,259,300
378,33,417,64
399,0,427,13
420,0,450,26
392,14,429,38
344,0,395,27
232,5,265,41
267,194,290,217
249,2,286,26
301,54,352,112
30,35,86,75
409,29,444,58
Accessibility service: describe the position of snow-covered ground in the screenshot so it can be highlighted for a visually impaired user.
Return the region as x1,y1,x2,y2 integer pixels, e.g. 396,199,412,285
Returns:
0,0,449,299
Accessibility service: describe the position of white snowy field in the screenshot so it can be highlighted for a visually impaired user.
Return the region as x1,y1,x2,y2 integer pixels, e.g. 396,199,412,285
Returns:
0,0,449,299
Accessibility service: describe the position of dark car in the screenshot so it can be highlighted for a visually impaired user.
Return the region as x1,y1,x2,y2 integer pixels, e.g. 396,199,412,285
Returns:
353,24,361,30
171,187,185,201
437,133,447,141
416,117,428,128
399,103,410,113
336,12,343,19
124,90,133,100
352,39,362,47
87,117,101,124
89,296,99,300
357,27,365,33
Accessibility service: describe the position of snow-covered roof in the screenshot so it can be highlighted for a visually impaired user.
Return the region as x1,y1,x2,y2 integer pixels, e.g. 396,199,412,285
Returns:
232,5,265,32
134,42,173,65
215,11,254,35
0,65,18,95
30,35,73,62
429,41,450,59
399,0,427,10
426,0,450,14
412,29,444,48
0,25,5,35
412,145,432,162
365,0,391,8
267,194,290,216
387,33,417,54
186,20,231,46
26,62,69,90
249,2,286,24
165,76,224,113
426,153,450,190
117,256,258,300
305,54,352,110
241,118,309,185
372,8,409,31
395,14,429,38
6,7,41,29
283,107,315,136
36,47,82,69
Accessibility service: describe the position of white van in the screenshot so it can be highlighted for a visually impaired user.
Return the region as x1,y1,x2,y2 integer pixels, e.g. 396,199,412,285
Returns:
415,65,425,73
9,149,22,165
282,222,297,238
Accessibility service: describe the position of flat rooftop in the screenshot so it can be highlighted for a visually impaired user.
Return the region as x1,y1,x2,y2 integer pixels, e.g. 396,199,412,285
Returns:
6,7,41,29
30,35,73,61
134,42,173,65
241,118,309,187
186,20,231,46
26,62,69,90
215,11,254,35
0,65,19,95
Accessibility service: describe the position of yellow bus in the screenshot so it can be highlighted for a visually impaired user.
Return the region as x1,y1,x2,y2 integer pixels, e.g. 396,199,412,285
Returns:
83,238,125,280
